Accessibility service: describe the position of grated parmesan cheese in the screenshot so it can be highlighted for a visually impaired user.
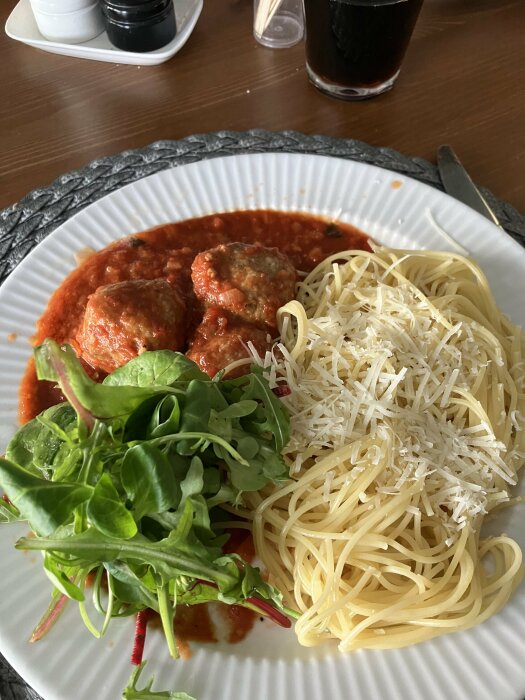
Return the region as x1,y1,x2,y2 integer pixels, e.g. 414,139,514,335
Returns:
254,252,525,540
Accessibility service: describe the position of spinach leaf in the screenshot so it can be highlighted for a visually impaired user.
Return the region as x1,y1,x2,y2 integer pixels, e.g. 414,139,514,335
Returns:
6,403,77,475
34,340,165,424
104,350,206,388
0,458,92,536
175,380,224,455
123,395,163,442
87,473,138,539
121,444,178,519
147,395,181,438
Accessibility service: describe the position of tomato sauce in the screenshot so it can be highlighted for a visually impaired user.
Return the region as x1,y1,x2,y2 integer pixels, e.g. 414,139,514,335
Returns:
19,210,371,424
172,601,258,647
150,599,258,657
174,603,218,644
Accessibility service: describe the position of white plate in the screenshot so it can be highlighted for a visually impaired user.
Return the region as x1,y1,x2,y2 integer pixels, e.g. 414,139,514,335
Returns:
1,152,525,700
4,0,203,66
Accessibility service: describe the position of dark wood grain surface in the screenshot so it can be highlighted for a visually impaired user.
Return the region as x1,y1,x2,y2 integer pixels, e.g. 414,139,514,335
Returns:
2,0,525,214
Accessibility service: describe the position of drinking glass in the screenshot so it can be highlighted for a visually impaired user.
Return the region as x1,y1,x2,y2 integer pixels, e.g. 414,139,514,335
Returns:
303,0,424,100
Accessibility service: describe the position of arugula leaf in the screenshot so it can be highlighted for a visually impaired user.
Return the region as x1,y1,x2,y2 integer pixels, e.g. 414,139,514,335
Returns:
223,366,290,451
220,451,269,492
179,456,204,503
178,457,216,546
17,526,232,591
105,562,159,611
123,662,196,700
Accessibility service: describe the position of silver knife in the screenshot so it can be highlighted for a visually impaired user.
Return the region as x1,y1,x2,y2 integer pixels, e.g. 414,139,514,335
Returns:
437,145,502,228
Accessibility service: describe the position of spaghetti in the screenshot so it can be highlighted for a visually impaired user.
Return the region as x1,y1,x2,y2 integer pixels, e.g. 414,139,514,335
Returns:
245,248,525,650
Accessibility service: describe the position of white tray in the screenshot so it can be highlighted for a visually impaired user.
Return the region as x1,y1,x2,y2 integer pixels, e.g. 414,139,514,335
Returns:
4,0,203,66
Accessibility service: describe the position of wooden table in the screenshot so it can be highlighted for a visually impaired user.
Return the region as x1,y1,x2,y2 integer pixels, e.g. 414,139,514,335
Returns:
1,0,525,216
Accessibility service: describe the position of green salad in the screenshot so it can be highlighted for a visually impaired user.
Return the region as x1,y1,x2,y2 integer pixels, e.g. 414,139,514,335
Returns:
0,339,297,698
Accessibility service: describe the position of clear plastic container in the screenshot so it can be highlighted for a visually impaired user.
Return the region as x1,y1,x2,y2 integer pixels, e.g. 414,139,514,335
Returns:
253,0,304,48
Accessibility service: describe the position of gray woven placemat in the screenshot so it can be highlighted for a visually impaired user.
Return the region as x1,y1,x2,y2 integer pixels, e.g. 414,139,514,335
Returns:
1,128,524,700
1,129,525,288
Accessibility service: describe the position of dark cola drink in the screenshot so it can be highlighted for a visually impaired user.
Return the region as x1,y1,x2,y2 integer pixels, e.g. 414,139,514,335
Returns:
303,0,423,100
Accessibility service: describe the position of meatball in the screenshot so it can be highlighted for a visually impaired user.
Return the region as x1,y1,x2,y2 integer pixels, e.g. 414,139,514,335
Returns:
76,278,186,373
186,307,271,378
191,242,296,331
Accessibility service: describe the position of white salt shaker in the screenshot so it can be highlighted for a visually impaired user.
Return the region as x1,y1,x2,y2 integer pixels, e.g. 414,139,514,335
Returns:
253,0,304,48
29,0,105,44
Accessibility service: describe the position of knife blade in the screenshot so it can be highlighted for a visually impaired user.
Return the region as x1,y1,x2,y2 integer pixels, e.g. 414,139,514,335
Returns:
437,145,502,228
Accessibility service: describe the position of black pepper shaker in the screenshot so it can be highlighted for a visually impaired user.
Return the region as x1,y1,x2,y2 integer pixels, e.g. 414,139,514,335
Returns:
100,0,177,52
